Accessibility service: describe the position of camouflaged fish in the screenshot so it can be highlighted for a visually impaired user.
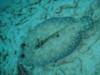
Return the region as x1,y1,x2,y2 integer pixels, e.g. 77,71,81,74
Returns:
21,16,93,66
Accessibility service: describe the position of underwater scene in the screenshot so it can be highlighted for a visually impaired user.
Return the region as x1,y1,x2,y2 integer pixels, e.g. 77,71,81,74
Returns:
0,0,100,75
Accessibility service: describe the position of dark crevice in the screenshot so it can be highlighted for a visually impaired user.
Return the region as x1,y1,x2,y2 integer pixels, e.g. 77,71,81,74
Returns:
20,53,25,59
17,64,29,75
20,42,27,49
